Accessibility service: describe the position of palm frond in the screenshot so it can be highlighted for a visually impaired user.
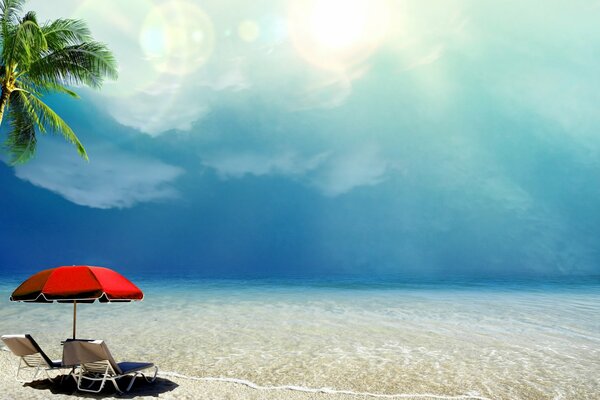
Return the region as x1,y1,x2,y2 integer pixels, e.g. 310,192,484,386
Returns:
21,10,36,23
38,81,80,98
0,0,25,25
42,18,92,50
23,91,87,160
28,41,117,89
16,76,79,98
11,89,44,132
11,77,40,96
4,17,47,67
4,90,36,164
1,0,26,64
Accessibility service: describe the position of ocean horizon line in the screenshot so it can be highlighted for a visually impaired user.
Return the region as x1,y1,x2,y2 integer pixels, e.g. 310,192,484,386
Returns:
2,269,599,291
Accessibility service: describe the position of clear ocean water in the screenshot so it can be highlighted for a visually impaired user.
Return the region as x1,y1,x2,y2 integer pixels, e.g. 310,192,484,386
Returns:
1,275,598,399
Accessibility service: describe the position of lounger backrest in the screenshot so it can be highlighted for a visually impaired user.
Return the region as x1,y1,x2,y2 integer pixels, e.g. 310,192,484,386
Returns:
1,334,53,366
63,340,122,374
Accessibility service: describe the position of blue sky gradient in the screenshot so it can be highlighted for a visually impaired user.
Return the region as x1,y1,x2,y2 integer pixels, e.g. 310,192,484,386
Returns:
1,0,599,278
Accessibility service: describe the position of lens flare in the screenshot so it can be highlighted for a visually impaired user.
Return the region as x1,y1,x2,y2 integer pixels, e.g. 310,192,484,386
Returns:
289,0,390,71
238,20,260,43
139,0,215,75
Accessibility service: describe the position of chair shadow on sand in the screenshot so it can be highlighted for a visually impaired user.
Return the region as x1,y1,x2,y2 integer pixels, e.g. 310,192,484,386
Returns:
25,374,179,398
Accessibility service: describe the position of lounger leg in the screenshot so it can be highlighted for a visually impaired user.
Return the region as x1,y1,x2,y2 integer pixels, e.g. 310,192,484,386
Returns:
76,367,110,393
124,372,139,392
73,368,96,389
75,370,87,392
142,366,158,383
16,358,40,383
43,368,55,383
83,378,97,389
15,359,25,382
79,376,105,393
69,369,78,387
58,371,68,384
110,377,122,393
32,366,40,382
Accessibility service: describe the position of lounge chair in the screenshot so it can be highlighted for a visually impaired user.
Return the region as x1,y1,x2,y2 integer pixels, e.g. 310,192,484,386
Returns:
63,339,158,393
1,334,65,383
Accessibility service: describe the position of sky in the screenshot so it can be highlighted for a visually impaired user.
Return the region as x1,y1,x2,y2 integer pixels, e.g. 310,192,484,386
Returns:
1,0,599,279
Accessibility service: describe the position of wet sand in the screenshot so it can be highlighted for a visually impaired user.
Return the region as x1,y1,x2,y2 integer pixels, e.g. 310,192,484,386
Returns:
0,350,493,400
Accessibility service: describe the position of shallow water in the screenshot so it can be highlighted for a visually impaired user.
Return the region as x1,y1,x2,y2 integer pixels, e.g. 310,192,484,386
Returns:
1,277,598,399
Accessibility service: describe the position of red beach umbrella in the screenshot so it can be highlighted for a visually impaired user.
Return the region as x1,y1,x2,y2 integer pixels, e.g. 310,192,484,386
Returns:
10,266,143,339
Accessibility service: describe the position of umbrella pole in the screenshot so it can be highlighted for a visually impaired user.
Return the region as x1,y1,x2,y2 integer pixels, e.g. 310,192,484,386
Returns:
73,300,77,339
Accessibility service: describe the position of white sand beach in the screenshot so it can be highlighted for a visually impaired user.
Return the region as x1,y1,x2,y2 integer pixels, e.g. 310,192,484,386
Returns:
1,281,599,399
0,349,496,400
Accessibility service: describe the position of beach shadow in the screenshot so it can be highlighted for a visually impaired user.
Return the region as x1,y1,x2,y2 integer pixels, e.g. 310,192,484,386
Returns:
25,374,178,398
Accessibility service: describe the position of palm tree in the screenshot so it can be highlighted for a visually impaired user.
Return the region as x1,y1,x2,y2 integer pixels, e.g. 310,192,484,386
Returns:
0,0,117,164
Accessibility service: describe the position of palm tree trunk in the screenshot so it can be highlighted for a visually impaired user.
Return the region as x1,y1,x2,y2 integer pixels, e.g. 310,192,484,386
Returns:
0,85,11,126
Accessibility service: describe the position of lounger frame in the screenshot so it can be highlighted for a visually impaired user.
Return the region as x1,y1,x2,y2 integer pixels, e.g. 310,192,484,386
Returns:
63,340,157,394
14,353,59,383
73,360,158,393
1,334,65,383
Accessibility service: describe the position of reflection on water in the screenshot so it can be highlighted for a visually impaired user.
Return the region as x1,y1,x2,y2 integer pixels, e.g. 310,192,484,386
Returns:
1,277,598,399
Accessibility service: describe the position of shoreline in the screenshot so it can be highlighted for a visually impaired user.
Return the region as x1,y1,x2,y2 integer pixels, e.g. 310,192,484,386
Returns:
159,371,492,400
0,350,493,400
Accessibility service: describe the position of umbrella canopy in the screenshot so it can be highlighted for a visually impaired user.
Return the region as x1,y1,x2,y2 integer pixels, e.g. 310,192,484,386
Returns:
10,266,143,338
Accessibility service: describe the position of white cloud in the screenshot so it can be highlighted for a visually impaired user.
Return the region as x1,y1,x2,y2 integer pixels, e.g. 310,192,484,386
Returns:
203,146,396,196
203,150,327,179
311,146,395,196
105,85,211,136
99,54,253,136
106,52,254,135
14,141,184,209
292,66,368,111
207,58,252,92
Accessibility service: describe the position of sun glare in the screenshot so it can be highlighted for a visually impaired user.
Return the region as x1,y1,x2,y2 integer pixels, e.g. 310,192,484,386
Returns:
139,0,215,75
310,0,368,50
289,0,390,71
